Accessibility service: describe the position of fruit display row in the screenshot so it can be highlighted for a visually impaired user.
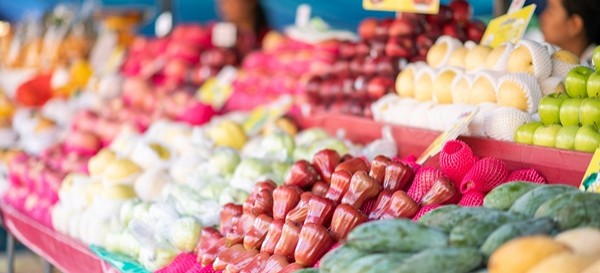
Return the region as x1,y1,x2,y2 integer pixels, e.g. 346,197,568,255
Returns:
155,139,549,272
516,49,600,152
314,179,600,273
48,107,411,271
304,1,486,117
371,36,582,143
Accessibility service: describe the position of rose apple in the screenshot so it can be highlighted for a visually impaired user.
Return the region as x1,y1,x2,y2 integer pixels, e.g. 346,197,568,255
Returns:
555,125,580,150
580,98,600,126
586,70,600,97
514,122,543,145
560,98,584,126
565,66,593,98
374,19,393,41
533,124,562,148
539,93,567,125
574,125,600,152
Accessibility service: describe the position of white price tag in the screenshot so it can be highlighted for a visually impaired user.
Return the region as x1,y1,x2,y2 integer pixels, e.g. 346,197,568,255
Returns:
295,4,312,28
212,22,237,48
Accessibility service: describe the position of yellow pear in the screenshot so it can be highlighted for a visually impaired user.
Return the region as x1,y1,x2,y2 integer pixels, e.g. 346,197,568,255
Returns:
396,66,417,98
414,69,435,102
470,75,497,104
433,68,460,104
465,45,493,72
448,47,469,68
508,45,535,74
427,43,449,68
451,75,473,104
552,49,580,65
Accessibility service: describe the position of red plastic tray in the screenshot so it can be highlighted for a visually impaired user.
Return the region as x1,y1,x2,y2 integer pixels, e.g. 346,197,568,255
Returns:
295,113,592,187
1,204,115,273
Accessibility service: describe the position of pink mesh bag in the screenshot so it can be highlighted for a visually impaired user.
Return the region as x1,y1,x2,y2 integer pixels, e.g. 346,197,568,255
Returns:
458,191,485,207
157,253,198,273
507,168,547,184
398,155,421,174
439,140,477,185
412,204,441,222
460,157,509,194
407,167,445,203
183,263,205,273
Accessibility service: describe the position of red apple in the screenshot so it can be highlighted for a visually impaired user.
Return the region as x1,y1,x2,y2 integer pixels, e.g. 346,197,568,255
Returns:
341,77,356,99
358,18,378,40
374,19,393,41
426,5,453,25
449,0,472,26
367,76,394,100
370,41,386,58
363,57,377,77
416,34,435,57
333,60,351,77
305,76,324,100
355,42,371,58
353,76,371,100
374,57,396,78
350,57,365,76
339,42,357,60
423,23,443,39
442,23,467,41
385,37,416,58
389,18,419,38
466,19,486,43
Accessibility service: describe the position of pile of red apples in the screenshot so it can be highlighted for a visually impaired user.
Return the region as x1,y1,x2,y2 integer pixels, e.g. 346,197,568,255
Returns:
305,0,486,117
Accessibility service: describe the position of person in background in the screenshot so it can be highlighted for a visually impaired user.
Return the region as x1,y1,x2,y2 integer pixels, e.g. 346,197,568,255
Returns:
539,0,600,64
216,0,271,54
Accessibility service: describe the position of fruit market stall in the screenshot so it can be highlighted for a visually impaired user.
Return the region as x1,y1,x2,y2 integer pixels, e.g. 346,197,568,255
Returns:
2,0,600,273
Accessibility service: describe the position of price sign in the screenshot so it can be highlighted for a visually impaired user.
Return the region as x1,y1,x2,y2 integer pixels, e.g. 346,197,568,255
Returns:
581,148,600,192
417,107,479,165
481,4,536,48
363,0,440,14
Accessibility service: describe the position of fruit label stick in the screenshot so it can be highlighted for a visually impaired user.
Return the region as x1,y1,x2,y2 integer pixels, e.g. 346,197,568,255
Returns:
480,4,536,48
417,107,478,165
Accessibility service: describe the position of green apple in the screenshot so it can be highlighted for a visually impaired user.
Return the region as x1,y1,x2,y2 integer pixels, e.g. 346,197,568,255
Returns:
555,125,580,150
515,122,543,144
588,70,600,97
565,66,594,98
574,125,600,152
560,98,583,126
539,94,567,125
533,124,562,148
579,98,600,126
593,45,600,71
